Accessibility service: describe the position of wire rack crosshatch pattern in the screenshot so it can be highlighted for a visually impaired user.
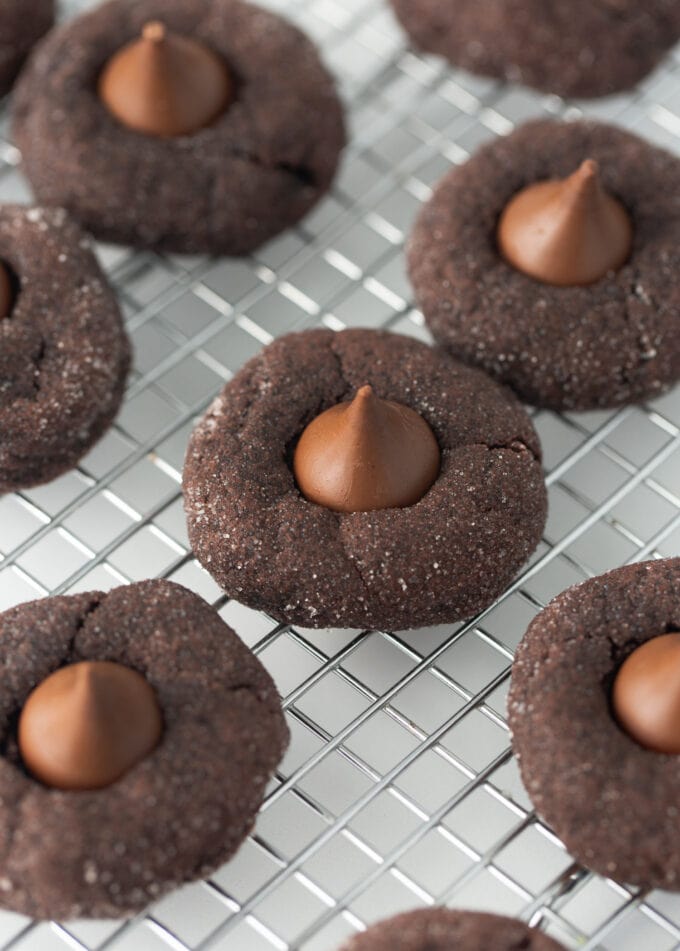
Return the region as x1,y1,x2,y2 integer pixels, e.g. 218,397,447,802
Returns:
2,0,680,947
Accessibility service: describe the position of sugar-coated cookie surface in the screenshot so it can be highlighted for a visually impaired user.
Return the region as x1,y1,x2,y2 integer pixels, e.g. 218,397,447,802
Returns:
0,580,289,919
0,205,129,493
509,558,680,890
183,328,547,631
410,120,680,411
338,908,567,951
389,0,680,99
12,0,346,254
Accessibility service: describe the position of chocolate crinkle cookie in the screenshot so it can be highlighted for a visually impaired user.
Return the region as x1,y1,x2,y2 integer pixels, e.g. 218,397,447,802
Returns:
0,205,130,494
11,0,346,255
409,120,680,411
183,328,547,632
338,908,567,951
0,0,54,97
0,579,289,920
389,0,680,99
509,558,680,890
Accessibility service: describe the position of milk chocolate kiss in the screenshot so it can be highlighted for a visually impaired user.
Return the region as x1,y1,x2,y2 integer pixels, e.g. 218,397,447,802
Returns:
18,661,163,790
0,262,12,319
98,21,233,137
293,384,441,513
612,633,680,754
497,159,633,286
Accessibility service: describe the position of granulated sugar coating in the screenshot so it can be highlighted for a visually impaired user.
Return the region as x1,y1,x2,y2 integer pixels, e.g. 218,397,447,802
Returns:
339,909,566,951
0,579,289,920
183,328,547,631
0,205,129,493
409,119,680,411
12,0,346,254
509,558,680,891
389,0,680,99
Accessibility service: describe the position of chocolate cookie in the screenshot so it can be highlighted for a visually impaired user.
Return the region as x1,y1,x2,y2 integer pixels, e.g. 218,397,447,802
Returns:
183,328,547,631
0,205,130,494
12,0,346,255
338,908,566,951
409,120,680,411
0,579,289,920
389,0,680,99
0,0,54,97
508,558,680,890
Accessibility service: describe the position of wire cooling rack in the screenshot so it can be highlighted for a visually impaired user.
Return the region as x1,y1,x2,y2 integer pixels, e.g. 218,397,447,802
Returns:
2,0,680,948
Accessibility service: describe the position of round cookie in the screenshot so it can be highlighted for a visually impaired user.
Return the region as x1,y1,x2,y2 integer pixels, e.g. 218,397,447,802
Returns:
338,908,566,951
0,205,130,494
12,0,346,255
0,579,289,919
183,328,547,631
508,558,680,890
409,120,680,411
389,0,680,100
0,0,54,97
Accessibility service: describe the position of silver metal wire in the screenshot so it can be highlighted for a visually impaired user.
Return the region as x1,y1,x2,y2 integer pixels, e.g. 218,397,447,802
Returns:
1,0,680,947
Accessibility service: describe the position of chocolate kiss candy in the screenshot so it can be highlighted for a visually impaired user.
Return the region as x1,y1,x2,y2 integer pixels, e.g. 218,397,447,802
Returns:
0,263,12,320
293,384,441,513
497,159,633,286
18,660,163,790
612,633,680,754
98,21,233,137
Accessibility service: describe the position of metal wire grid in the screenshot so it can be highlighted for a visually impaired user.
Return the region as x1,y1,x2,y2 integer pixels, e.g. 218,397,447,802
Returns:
0,0,680,948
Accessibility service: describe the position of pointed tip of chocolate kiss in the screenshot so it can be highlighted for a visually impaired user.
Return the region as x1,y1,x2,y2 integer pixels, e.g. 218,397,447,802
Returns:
350,384,379,414
497,156,633,286
577,158,598,180
71,661,113,713
564,159,601,204
142,20,166,43
18,660,163,790
293,385,440,513
98,20,233,137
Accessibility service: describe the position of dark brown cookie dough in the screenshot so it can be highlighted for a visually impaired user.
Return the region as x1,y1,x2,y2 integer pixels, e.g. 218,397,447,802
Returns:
389,0,680,99
0,579,289,920
0,205,130,494
338,908,566,951
0,0,54,97
509,558,680,890
12,0,346,255
183,328,547,631
409,120,680,411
